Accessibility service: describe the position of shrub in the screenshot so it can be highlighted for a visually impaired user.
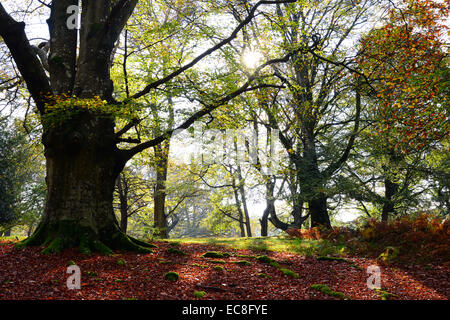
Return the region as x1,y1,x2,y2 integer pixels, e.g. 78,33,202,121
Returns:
322,214,450,264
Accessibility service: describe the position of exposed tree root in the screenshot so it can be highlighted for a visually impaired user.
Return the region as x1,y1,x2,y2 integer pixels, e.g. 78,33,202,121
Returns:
16,220,155,255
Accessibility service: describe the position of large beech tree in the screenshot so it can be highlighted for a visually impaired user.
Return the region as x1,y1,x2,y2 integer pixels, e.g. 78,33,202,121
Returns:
0,0,302,253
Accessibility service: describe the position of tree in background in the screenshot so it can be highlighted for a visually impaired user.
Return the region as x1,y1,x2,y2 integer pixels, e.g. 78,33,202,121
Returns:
243,0,374,229
0,119,45,236
355,0,449,221
0,119,18,233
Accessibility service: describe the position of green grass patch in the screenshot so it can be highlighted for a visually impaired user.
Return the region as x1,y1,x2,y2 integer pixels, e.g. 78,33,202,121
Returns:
193,291,207,298
164,236,351,259
209,259,226,264
316,256,349,262
202,251,225,258
116,259,126,266
311,284,351,300
237,254,256,259
376,288,398,300
192,263,209,268
280,268,300,278
255,255,276,264
317,256,363,270
158,258,172,264
86,271,98,277
213,266,225,271
230,260,252,266
166,247,187,255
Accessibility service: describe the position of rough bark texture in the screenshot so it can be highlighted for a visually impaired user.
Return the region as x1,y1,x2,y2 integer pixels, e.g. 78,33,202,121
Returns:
19,111,153,253
381,177,399,222
2,0,161,254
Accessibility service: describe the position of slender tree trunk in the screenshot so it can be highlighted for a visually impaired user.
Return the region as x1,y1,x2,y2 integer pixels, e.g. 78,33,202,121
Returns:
239,185,252,237
233,142,252,237
232,179,246,237
266,178,289,231
153,142,170,238
260,181,273,236
116,173,129,233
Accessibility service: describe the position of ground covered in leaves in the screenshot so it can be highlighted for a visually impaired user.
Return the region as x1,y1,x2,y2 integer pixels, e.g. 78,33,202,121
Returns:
0,238,448,300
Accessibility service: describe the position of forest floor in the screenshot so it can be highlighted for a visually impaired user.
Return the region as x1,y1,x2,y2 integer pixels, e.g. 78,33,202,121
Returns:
0,237,448,300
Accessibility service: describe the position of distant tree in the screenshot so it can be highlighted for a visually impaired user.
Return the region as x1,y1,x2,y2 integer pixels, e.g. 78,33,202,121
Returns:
0,120,45,236
0,119,17,233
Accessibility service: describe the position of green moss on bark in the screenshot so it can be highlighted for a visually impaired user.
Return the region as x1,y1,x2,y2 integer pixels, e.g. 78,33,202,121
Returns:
17,219,152,255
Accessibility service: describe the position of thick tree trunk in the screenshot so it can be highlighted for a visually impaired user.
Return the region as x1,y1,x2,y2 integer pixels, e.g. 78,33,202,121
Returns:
309,195,330,228
301,130,331,229
232,139,252,237
381,177,399,222
291,197,304,228
260,210,269,236
20,112,152,254
239,186,252,237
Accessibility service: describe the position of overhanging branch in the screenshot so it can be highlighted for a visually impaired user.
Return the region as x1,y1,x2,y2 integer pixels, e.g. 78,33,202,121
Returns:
128,0,298,100
120,38,310,161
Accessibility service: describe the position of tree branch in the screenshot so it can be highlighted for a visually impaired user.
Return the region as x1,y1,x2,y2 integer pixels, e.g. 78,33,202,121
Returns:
0,3,52,113
121,47,304,161
128,0,298,100
323,88,361,178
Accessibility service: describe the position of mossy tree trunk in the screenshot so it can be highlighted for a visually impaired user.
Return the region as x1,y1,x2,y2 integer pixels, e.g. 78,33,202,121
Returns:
20,112,152,254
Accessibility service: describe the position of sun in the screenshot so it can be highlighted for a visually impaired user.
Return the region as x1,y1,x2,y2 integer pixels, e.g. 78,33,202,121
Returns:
242,50,263,69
